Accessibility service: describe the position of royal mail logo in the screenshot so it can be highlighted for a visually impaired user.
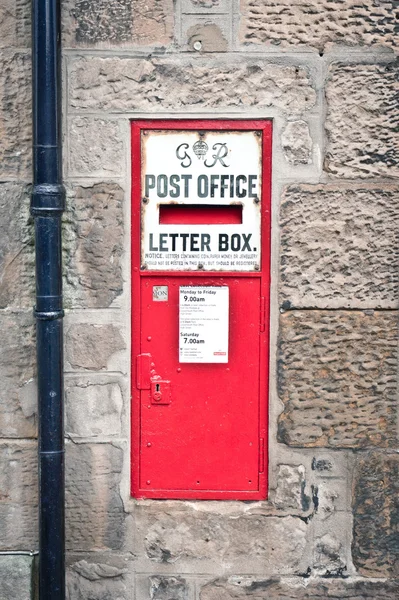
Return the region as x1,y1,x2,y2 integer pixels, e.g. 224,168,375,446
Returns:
176,141,230,168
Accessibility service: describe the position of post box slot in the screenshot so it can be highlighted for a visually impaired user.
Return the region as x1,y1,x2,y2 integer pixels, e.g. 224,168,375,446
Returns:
159,204,243,225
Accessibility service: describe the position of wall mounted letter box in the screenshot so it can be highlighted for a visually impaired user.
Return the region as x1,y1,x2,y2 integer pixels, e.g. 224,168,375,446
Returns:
131,120,272,500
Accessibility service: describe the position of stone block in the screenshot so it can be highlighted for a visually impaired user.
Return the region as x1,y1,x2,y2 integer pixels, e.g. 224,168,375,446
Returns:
64,183,124,308
0,183,34,310
66,443,124,550
200,576,399,599
279,184,399,309
66,556,128,600
65,380,123,438
281,121,312,165
68,118,124,176
137,503,307,572
352,451,399,577
150,576,189,600
69,57,316,115
62,0,174,47
278,311,398,448
0,442,38,550
325,62,399,179
183,17,230,52
0,555,34,600
182,0,230,12
313,533,346,577
240,0,397,52
0,52,31,179
271,464,310,512
0,312,36,438
65,324,125,371
0,1,30,48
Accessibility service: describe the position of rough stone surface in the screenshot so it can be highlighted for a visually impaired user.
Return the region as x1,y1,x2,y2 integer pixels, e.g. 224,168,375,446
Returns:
0,52,31,179
66,557,128,600
0,0,31,48
281,121,312,164
352,451,399,577
150,576,188,600
69,57,316,115
63,0,174,47
0,443,38,550
200,577,399,600
138,504,307,571
0,312,36,438
240,0,398,52
279,184,399,309
64,183,124,308
66,324,125,371
271,465,310,511
325,62,399,179
278,311,398,448
65,381,123,437
68,118,124,176
313,533,346,576
66,443,124,550
186,0,224,8
184,20,229,52
0,555,34,600
0,183,34,310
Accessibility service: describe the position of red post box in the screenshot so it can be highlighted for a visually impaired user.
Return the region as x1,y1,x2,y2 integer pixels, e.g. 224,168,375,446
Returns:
131,120,272,499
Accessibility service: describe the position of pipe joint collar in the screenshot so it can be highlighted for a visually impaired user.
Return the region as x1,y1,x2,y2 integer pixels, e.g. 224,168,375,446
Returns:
31,183,66,216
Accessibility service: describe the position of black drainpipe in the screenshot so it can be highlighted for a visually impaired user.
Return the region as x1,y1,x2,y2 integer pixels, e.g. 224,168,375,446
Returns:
31,1,65,598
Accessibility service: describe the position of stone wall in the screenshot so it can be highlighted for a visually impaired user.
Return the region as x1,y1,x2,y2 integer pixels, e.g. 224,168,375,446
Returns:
0,1,398,599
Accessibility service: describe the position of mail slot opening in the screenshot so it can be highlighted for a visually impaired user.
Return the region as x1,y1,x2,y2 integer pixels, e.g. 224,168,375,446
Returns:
159,204,243,225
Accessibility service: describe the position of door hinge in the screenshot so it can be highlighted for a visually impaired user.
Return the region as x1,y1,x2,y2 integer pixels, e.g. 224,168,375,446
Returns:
259,437,265,473
260,297,266,332
136,353,151,390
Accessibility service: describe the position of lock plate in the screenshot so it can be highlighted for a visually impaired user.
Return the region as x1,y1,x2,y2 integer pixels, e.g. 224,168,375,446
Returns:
150,379,171,405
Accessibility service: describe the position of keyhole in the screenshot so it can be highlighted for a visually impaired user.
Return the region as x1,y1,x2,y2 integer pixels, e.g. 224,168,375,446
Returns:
155,383,160,392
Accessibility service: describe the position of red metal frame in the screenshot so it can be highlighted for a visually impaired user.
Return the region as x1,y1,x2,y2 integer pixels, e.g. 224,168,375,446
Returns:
131,120,272,500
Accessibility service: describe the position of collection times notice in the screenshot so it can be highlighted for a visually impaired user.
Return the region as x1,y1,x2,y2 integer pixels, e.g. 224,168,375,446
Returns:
179,287,229,363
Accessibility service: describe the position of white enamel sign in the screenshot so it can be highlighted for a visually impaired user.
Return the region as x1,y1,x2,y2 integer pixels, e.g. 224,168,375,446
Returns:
179,286,229,363
141,130,262,271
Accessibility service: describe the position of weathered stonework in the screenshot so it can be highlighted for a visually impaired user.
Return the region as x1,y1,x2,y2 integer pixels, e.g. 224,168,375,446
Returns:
64,183,124,308
137,503,307,572
0,555,35,600
0,312,36,438
62,0,174,47
325,62,399,179
0,183,34,310
352,451,399,577
200,577,399,600
65,380,123,438
278,311,398,448
281,121,312,164
0,443,38,550
69,57,316,114
66,443,124,550
66,556,128,600
68,118,124,176
185,21,229,52
0,52,31,179
150,576,189,600
0,0,31,48
271,465,309,511
65,324,125,371
280,184,399,309
240,0,398,52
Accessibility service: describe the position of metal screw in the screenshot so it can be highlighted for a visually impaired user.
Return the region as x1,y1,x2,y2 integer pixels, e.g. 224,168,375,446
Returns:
142,197,149,204
141,264,147,270
255,131,261,137
254,264,260,271
198,263,204,270
193,40,202,51
254,196,260,204
147,442,152,447
146,480,151,485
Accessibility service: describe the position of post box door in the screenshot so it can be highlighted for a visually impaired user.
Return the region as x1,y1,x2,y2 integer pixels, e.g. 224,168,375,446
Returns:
137,276,263,497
